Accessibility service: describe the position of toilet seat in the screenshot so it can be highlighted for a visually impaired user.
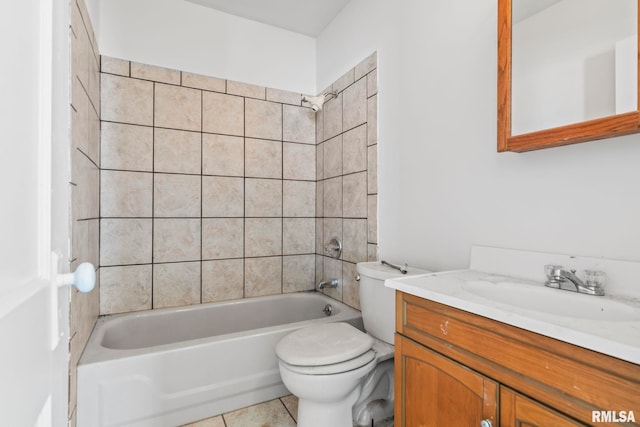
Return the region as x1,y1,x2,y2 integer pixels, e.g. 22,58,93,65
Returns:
280,349,376,375
276,322,374,369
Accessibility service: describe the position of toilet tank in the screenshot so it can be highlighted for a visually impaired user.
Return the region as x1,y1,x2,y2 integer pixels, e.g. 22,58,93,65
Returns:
356,262,430,345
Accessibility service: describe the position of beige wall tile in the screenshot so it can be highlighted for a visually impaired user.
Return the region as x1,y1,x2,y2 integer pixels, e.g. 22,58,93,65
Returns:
71,151,99,219
316,143,324,180
323,135,342,179
283,255,315,293
267,88,302,105
71,219,88,268
245,138,282,179
315,218,324,254
101,73,153,125
202,176,244,217
367,70,378,97
342,262,360,309
101,122,153,171
153,262,201,308
71,6,89,93
101,56,130,76
131,62,180,85
343,172,367,218
88,55,100,114
245,218,282,257
283,105,315,144
202,218,244,260
368,95,378,145
154,174,201,217
368,195,378,244
153,219,201,263
87,107,100,165
283,143,315,181
100,265,152,315
227,80,265,99
342,219,367,263
100,219,152,266
244,257,282,298
182,72,226,92
283,180,315,217
343,77,367,130
283,218,315,255
333,69,355,93
323,218,343,255
343,124,367,175
315,255,323,284
71,83,89,161
323,177,342,218
368,244,379,262
202,134,244,176
321,257,343,300
155,83,201,131
101,170,152,217
202,92,244,136
316,108,324,144
245,179,282,217
154,128,201,174
323,93,342,140
367,144,377,194
315,180,324,217
202,259,244,303
354,51,377,80
245,98,282,140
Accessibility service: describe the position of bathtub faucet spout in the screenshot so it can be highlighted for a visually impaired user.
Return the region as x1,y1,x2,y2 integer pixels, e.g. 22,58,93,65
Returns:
317,279,339,290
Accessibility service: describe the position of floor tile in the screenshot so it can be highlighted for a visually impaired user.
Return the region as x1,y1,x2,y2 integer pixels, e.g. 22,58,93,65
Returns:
181,415,225,426
224,398,296,427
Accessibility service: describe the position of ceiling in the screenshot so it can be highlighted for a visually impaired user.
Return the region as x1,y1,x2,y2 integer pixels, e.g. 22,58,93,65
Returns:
185,0,352,37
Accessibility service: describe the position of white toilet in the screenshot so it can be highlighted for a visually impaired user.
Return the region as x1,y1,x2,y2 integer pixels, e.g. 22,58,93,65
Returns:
276,261,429,427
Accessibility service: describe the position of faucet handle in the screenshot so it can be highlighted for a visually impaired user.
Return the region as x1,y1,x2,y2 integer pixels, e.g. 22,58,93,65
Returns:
544,264,562,278
584,269,606,290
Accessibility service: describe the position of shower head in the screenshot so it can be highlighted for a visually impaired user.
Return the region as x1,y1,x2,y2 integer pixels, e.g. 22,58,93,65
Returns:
302,92,337,112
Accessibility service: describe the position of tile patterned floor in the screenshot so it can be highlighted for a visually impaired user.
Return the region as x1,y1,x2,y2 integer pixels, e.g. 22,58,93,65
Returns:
182,395,298,427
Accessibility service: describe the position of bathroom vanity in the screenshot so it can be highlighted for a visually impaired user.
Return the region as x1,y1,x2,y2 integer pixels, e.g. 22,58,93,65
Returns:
394,292,639,426
387,247,640,426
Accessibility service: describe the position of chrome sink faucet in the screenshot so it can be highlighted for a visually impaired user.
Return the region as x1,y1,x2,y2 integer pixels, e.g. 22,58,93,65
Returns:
544,265,605,296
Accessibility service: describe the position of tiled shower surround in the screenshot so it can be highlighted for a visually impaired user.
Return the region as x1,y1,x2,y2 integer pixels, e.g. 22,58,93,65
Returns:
99,53,378,314
69,0,100,424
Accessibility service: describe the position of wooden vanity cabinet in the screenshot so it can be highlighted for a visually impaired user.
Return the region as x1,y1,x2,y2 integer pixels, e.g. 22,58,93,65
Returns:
394,292,640,426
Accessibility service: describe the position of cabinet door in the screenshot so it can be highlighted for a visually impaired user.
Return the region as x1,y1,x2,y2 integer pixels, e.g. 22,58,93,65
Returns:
500,388,587,427
395,335,498,427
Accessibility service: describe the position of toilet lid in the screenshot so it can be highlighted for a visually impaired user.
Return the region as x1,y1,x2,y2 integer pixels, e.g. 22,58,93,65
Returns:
276,322,374,366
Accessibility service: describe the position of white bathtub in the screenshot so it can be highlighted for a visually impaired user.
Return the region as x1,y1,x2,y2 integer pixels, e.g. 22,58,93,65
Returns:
77,292,363,427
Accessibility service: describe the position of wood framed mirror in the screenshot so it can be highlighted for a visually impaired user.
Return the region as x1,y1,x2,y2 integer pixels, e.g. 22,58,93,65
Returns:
498,0,640,152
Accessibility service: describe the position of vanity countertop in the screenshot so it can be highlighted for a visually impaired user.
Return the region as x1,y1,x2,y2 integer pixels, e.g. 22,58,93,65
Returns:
386,269,640,365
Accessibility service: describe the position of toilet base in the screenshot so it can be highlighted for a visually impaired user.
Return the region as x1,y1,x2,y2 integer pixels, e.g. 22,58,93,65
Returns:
296,386,361,427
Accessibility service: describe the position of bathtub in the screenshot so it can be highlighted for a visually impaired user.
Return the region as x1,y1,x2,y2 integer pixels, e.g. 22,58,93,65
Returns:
77,292,363,427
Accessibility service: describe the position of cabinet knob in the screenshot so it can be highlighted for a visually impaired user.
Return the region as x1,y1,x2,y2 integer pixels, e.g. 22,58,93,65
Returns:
480,419,493,427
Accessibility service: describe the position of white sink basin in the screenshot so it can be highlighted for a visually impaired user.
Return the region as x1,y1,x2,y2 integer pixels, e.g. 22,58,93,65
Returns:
462,280,640,322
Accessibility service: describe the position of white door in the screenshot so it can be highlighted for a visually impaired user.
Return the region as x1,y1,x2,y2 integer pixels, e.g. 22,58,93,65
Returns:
0,0,70,426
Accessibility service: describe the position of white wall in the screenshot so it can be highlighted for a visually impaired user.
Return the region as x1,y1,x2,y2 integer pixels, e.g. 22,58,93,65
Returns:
317,0,640,271
98,0,316,94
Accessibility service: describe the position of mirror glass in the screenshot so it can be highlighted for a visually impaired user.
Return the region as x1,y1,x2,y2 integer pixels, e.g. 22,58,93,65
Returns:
511,0,638,136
